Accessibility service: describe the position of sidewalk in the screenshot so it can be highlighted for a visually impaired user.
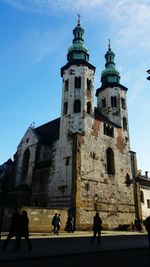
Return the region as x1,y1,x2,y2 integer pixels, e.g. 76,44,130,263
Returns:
0,231,148,263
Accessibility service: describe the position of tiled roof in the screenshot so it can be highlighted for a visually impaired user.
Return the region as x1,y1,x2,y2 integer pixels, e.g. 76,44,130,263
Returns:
34,118,60,145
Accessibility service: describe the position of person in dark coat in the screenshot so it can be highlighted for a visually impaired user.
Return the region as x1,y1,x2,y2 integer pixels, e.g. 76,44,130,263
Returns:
2,207,21,251
51,213,58,234
20,210,32,250
66,214,75,233
134,218,142,232
144,215,150,248
91,212,102,246
55,213,61,235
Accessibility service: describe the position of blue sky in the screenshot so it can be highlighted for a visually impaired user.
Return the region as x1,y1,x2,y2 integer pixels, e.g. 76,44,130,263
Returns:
0,0,150,175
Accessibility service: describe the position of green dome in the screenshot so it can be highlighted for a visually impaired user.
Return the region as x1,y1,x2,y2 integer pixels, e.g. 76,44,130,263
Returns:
67,19,89,63
101,44,120,85
68,42,89,54
101,66,120,77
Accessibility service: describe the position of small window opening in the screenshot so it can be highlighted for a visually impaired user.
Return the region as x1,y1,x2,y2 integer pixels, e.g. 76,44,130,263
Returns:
102,98,106,108
65,157,70,166
63,102,68,115
65,79,69,91
75,76,81,88
74,99,81,113
106,148,115,174
111,96,117,107
87,102,91,114
121,97,126,109
123,117,127,130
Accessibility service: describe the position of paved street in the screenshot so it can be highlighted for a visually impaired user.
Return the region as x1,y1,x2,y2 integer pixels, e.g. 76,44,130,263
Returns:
2,248,150,267
0,231,149,266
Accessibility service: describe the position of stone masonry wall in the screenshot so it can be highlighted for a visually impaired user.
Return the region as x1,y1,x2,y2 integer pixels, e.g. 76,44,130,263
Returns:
75,116,135,230
2,207,68,233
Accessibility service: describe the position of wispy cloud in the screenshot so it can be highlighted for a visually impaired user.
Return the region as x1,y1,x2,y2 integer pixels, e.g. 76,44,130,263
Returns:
3,0,105,14
3,0,150,46
110,1,150,47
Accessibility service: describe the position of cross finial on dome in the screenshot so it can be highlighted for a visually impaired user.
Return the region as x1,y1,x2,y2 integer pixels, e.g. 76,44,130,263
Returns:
108,38,111,50
77,14,81,26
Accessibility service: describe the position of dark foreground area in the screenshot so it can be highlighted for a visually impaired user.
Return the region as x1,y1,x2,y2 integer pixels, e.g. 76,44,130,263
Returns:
1,248,150,267
0,233,149,267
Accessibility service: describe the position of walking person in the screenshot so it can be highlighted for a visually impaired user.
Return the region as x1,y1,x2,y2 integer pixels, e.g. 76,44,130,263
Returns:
20,210,32,250
144,215,150,248
2,207,21,251
66,214,75,233
51,213,58,234
56,213,61,235
134,217,142,232
91,212,102,246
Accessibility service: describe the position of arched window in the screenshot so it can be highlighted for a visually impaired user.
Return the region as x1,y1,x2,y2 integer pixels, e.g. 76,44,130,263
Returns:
123,117,127,130
21,149,30,183
64,79,69,91
111,96,117,107
87,102,91,114
106,125,111,136
63,102,68,115
125,173,131,186
75,77,81,88
102,98,106,108
141,191,144,203
110,127,114,137
103,123,107,134
87,78,91,91
74,99,81,113
106,148,115,174
121,97,126,109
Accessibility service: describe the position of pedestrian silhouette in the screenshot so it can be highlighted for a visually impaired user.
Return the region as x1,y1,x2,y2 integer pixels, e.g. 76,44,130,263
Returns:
91,212,102,246
2,207,21,251
51,213,58,234
56,213,61,235
20,210,32,250
66,214,75,233
144,215,150,248
134,218,142,232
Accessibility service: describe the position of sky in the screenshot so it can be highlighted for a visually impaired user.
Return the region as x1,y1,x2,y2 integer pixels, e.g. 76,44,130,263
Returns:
0,0,150,175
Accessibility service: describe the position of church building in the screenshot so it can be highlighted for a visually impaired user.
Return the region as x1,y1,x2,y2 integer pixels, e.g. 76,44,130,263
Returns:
8,19,136,229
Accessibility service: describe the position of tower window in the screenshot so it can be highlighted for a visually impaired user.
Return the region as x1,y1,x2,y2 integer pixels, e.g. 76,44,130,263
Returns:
103,124,114,137
75,76,81,89
125,173,131,186
110,127,114,137
63,102,68,115
85,183,90,192
123,117,127,130
111,96,117,107
102,98,106,108
21,149,30,183
74,99,81,113
121,97,126,109
87,79,91,91
106,147,115,175
147,200,150,209
87,102,91,114
64,79,69,91
65,157,70,166
141,191,144,203
104,123,107,135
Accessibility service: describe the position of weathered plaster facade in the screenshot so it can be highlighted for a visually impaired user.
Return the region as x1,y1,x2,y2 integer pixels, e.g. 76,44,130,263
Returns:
137,172,150,220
